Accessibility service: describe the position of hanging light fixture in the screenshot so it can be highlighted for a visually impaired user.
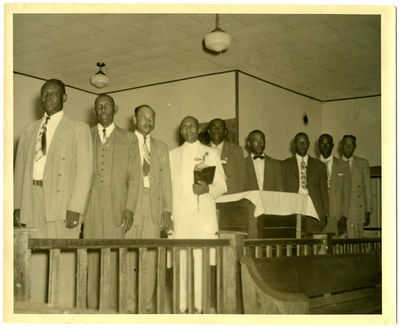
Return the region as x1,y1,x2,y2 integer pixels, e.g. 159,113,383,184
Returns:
205,14,231,53
90,62,109,88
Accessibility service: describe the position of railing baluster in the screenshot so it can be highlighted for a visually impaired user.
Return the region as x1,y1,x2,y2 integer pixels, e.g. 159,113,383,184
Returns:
48,248,60,305
276,245,282,257
138,247,148,314
266,245,272,258
172,247,180,314
76,248,87,309
202,247,211,314
216,246,223,314
255,246,261,258
187,247,194,314
99,248,110,313
157,247,166,314
119,247,128,314
287,244,292,257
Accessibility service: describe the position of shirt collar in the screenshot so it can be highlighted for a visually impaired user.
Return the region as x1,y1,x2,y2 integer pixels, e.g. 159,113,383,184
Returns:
97,122,115,137
320,154,333,163
44,110,64,124
135,130,150,143
210,141,224,149
296,153,308,162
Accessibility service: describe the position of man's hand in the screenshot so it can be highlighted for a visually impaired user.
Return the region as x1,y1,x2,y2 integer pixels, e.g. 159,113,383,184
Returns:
160,211,174,233
193,181,210,196
364,212,371,227
14,209,25,227
66,210,80,229
338,216,348,236
121,209,134,234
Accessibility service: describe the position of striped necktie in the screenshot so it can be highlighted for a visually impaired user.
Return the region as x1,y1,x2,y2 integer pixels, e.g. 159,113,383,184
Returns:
143,136,151,176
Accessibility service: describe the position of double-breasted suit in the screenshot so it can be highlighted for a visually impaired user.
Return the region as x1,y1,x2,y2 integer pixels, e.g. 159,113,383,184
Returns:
282,155,329,233
322,157,352,237
244,155,284,192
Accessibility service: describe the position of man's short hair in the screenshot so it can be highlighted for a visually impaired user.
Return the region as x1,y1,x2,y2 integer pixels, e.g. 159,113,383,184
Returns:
294,132,309,141
96,94,115,106
248,130,265,140
44,79,66,95
342,135,356,143
180,116,199,128
319,133,333,143
208,118,226,130
134,104,154,116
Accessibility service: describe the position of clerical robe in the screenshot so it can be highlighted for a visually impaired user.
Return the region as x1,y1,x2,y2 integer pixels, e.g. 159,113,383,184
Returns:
169,140,227,313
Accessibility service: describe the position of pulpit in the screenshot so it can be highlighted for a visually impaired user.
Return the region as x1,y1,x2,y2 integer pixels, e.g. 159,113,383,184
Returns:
216,191,319,239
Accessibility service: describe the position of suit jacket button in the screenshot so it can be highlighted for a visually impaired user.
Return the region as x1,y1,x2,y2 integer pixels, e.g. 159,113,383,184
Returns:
57,190,60,193
62,157,65,160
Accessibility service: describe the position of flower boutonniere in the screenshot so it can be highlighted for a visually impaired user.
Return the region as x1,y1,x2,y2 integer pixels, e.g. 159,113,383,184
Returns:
194,152,209,163
221,156,228,165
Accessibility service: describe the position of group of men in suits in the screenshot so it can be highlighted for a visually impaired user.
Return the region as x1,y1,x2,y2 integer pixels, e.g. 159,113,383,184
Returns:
13,78,373,312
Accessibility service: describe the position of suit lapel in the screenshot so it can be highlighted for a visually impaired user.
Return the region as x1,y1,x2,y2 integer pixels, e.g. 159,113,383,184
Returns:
220,141,231,160
26,120,43,168
246,156,259,189
289,156,298,178
44,115,69,171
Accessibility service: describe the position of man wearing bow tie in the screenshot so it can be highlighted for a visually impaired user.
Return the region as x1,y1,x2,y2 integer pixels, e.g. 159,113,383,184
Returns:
318,134,352,238
244,130,283,192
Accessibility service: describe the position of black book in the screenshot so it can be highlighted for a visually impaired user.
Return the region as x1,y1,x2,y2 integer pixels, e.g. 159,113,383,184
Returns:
194,163,216,185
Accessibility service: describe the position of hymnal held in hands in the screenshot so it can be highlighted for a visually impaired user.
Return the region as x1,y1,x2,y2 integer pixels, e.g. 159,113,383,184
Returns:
194,163,216,185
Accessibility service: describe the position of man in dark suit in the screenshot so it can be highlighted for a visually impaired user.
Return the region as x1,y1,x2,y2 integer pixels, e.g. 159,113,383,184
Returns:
244,130,283,192
282,132,329,236
318,134,351,238
126,104,174,313
207,118,246,194
83,94,141,310
341,135,373,238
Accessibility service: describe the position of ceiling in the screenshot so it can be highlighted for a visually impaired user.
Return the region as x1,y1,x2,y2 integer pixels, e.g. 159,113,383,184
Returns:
13,13,381,101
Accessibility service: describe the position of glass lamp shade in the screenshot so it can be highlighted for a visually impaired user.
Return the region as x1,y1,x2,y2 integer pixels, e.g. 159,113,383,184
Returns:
90,72,109,88
205,30,231,52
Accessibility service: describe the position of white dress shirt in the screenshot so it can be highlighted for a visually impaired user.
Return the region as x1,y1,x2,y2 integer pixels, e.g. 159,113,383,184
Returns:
295,153,309,195
320,154,333,176
33,110,64,180
342,155,353,168
251,152,265,191
97,122,115,144
135,130,151,188
210,141,224,158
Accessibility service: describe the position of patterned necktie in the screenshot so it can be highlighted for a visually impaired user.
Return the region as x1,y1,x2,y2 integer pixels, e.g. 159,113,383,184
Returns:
324,160,331,189
143,136,151,176
102,128,107,144
300,157,307,190
35,116,50,161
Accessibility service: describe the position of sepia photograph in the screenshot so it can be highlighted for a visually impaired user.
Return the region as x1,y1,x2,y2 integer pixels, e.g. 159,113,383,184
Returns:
4,2,396,326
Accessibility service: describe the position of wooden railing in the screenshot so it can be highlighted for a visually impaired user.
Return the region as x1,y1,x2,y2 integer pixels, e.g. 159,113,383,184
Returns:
14,229,381,315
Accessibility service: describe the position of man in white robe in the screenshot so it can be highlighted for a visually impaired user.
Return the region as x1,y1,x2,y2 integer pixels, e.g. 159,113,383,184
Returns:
169,116,227,313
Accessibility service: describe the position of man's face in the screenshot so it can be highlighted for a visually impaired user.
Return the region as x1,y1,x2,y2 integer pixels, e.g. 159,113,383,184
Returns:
294,134,310,157
248,132,265,156
134,106,155,136
93,96,117,128
40,82,66,116
342,137,356,159
180,117,200,144
208,120,226,144
318,135,334,159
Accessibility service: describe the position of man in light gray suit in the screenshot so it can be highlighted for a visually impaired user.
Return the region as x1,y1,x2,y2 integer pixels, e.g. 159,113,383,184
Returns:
341,135,372,238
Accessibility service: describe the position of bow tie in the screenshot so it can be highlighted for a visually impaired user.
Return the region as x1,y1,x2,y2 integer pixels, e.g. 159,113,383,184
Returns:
253,155,265,160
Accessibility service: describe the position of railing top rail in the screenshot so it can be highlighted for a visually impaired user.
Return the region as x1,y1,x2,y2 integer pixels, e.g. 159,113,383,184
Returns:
244,238,324,246
332,238,382,244
28,238,231,250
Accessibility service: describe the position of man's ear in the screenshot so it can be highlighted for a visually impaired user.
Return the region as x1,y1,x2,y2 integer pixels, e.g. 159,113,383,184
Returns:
247,140,251,149
133,116,137,125
92,108,97,117
63,94,68,103
114,105,118,115
198,126,201,134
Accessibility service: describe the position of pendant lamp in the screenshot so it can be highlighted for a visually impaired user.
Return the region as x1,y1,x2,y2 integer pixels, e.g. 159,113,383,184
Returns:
90,62,109,88
205,14,231,53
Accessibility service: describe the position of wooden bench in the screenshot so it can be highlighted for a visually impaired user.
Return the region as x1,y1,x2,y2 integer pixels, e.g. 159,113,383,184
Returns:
240,250,382,314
